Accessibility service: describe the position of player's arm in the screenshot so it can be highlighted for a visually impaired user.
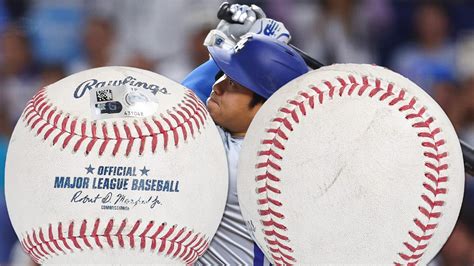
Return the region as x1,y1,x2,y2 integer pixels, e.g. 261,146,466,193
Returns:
181,59,220,103
181,2,291,103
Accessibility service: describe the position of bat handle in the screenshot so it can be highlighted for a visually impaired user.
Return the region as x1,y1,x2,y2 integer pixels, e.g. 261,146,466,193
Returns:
461,139,474,176
217,2,235,23
289,44,325,70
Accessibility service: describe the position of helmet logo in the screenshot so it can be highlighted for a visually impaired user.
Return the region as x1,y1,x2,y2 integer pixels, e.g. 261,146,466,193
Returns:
234,35,253,53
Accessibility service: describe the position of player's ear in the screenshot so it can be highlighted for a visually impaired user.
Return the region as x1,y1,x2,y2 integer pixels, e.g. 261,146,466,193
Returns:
248,92,265,109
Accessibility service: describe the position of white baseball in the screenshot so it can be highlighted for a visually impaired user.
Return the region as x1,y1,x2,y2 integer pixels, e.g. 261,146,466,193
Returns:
5,66,228,264
237,64,465,264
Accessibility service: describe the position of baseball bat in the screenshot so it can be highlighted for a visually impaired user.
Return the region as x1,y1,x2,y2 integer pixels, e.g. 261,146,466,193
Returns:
461,139,474,176
216,3,474,176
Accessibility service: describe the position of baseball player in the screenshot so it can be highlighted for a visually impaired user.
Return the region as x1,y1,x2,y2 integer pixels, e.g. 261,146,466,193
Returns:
182,2,291,103
182,3,308,265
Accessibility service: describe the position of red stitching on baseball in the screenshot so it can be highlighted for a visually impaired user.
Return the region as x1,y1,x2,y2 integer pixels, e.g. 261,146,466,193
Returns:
185,93,207,126
32,230,47,258
161,114,178,147
425,173,447,184
48,224,63,254
73,121,88,153
68,221,81,250
389,89,406,106
279,107,300,123
128,220,141,248
323,81,335,98
271,254,293,266
176,106,194,140
31,115,43,130
256,172,280,182
356,76,370,96
258,149,283,160
265,238,293,252
258,197,283,207
419,207,441,219
266,128,288,141
38,105,52,130
170,110,187,142
336,77,348,96
404,242,427,253
20,219,209,264
262,138,285,150
413,117,434,128
310,86,324,104
85,123,98,155
180,104,197,140
256,74,448,265
122,123,133,156
261,219,286,230
133,122,145,155
183,100,203,130
24,106,36,122
58,222,73,252
37,99,48,114
414,219,438,232
422,183,447,196
256,184,281,194
80,220,92,249
256,160,282,171
22,90,206,156
171,228,188,257
36,120,48,136
259,208,284,219
39,228,56,256
23,235,39,262
152,118,168,151
273,117,293,131
409,231,433,242
43,114,57,140
53,113,69,145
91,218,102,248
289,99,306,116
399,97,416,112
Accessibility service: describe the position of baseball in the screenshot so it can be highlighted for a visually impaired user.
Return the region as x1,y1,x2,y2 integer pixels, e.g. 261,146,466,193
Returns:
237,64,465,264
5,66,228,264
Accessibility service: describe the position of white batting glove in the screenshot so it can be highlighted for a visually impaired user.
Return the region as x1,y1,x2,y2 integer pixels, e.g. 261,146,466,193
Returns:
229,4,265,23
249,18,291,44
204,3,266,48
204,3,291,49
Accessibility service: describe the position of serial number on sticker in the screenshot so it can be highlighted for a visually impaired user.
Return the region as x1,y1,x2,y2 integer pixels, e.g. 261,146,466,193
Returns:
124,110,144,116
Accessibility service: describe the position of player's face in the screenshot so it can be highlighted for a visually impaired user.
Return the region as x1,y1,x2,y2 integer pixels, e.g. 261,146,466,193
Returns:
207,74,263,137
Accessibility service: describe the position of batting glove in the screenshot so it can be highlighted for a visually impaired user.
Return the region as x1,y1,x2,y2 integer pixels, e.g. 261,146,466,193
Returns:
204,2,290,49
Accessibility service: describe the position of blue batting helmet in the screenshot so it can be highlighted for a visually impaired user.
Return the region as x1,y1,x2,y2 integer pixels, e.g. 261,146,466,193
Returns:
208,34,308,99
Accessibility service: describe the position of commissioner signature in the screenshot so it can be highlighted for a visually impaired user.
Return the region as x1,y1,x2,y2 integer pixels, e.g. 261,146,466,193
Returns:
71,190,162,209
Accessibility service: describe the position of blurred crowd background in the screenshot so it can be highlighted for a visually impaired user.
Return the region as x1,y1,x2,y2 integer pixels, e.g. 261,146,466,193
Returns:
0,0,473,265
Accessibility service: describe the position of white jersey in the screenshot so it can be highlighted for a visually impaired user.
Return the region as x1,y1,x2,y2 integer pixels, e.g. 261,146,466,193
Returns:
196,127,270,265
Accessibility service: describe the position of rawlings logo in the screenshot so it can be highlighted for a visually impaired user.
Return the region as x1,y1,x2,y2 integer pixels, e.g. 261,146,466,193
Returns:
74,76,168,98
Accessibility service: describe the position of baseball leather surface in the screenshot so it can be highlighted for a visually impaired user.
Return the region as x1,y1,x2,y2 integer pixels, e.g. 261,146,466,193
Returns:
237,64,464,264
